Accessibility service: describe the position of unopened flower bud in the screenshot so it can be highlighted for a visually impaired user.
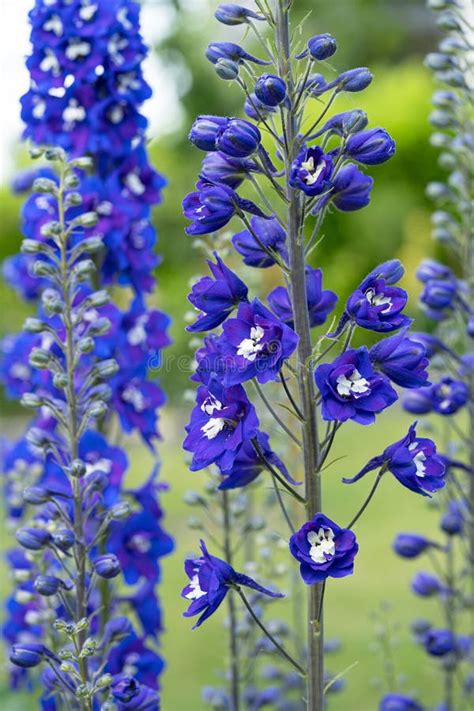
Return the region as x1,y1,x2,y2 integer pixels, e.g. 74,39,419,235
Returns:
52,529,75,552
29,348,51,368
215,58,239,80
94,554,121,579
95,674,113,689
24,317,47,333
10,643,45,668
34,575,61,596
77,336,94,354
23,486,50,505
21,392,43,409
255,74,287,107
87,401,108,419
109,502,131,520
32,178,58,194
31,261,55,278
53,372,69,389
16,527,51,550
76,212,99,228
70,459,86,478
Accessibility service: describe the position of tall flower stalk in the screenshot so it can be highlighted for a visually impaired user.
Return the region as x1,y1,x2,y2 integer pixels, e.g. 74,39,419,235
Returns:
181,2,445,708
385,1,474,709
1,1,173,707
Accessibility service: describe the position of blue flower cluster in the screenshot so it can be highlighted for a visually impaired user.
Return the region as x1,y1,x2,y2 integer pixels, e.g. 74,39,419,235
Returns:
1,156,173,709
385,2,473,708
1,1,172,706
180,3,447,707
5,0,166,295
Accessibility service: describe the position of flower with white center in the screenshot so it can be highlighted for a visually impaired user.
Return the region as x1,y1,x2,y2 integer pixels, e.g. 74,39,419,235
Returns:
365,288,392,312
237,325,265,361
336,368,370,398
125,171,146,196
63,101,86,126
201,417,225,440
127,315,148,346
201,395,223,416
130,534,151,554
185,574,206,600
43,15,63,37
122,385,146,411
307,527,335,564
409,443,427,478
302,155,327,186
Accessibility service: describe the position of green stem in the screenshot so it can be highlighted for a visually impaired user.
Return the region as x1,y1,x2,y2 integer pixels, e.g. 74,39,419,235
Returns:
57,161,92,711
222,491,241,711
275,3,324,707
236,588,306,676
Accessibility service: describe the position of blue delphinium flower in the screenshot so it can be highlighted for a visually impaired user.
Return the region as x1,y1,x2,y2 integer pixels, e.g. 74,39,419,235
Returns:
345,261,411,332
369,328,430,388
411,571,445,597
379,693,424,711
232,216,288,268
289,146,334,197
183,375,260,472
217,299,299,385
343,422,446,496
187,253,249,332
268,267,338,328
393,533,440,559
345,128,396,165
182,540,283,628
289,514,358,584
315,347,398,424
183,181,266,236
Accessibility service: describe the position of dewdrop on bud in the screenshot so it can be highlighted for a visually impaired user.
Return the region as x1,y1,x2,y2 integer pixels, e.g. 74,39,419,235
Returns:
65,192,82,207
53,372,69,389
77,337,95,354
64,173,80,189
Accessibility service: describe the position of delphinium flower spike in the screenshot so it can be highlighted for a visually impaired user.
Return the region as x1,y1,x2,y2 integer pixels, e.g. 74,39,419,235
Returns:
1,1,173,707
381,0,474,708
181,2,441,708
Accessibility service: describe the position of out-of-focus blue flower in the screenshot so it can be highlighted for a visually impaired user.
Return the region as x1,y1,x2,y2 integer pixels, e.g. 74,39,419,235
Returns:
343,422,446,496
440,501,465,535
411,571,445,597
110,675,160,710
183,376,260,472
393,533,440,558
423,629,457,656
201,151,257,189
369,329,430,388
232,216,287,268
107,510,173,585
315,347,397,424
406,378,469,416
289,513,358,584
420,278,458,320
268,267,337,328
217,299,298,385
187,253,248,332
182,539,283,628
379,693,424,711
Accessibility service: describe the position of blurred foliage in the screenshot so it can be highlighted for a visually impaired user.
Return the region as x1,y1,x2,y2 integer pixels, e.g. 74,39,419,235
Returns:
1,0,445,405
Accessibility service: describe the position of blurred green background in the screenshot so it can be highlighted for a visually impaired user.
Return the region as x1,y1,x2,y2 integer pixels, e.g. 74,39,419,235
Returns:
0,0,451,709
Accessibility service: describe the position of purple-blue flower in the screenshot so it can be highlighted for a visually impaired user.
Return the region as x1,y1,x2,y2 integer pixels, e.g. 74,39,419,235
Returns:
423,629,457,657
379,693,424,711
345,128,396,165
183,376,260,472
183,181,266,236
206,41,271,67
182,539,283,628
217,431,298,490
255,74,287,107
289,513,359,584
215,4,265,26
411,571,445,597
107,510,174,585
369,328,430,388
346,262,411,332
405,378,469,416
187,253,248,333
420,279,458,320
232,216,288,268
393,533,440,559
315,347,398,424
201,151,257,189
343,422,446,496
330,163,373,211
289,146,333,197
268,267,337,328
217,299,298,385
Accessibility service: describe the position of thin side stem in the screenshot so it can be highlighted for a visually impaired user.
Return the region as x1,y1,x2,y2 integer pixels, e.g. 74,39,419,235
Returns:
236,588,306,676
346,471,385,530
222,491,241,711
